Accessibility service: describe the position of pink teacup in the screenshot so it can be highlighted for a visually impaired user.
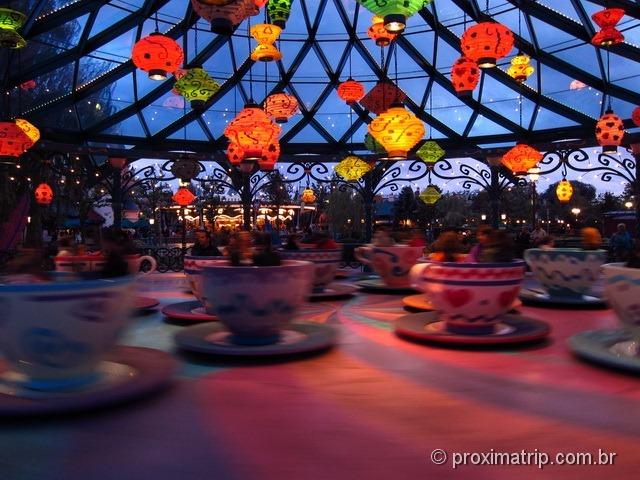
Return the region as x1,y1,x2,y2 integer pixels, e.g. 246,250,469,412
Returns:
355,245,423,287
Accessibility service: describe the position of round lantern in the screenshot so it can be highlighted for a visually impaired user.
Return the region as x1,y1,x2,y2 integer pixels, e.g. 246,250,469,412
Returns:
258,141,280,171
0,8,26,49
172,186,196,207
173,67,220,109
507,52,534,84
556,179,573,203
368,104,425,159
192,0,259,35
334,155,372,181
0,119,39,157
264,93,298,123
357,0,432,34
131,32,184,80
461,21,514,69
251,43,282,62
171,158,202,181
367,16,397,46
224,103,281,161
419,184,441,205
596,109,625,153
337,78,365,105
267,0,293,29
632,106,640,127
254,0,268,6
451,56,479,96
301,188,316,204
108,157,127,169
416,140,445,165
360,81,406,115
34,183,54,206
501,143,542,176
250,23,282,61
591,8,625,47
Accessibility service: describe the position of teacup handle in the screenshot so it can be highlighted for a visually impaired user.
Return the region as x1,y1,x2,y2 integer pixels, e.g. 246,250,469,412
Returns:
409,262,430,288
137,255,157,275
354,247,371,265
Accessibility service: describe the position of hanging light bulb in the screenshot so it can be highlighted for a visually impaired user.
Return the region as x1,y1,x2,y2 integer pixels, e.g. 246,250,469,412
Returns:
334,155,372,181
368,103,425,160
337,78,365,105
174,68,220,109
266,0,294,29
451,57,479,96
461,21,514,68
34,183,54,206
250,23,283,61
0,119,39,157
264,93,298,123
416,140,445,165
357,1,432,34
0,8,26,49
419,185,441,205
501,143,542,176
596,109,625,153
591,8,625,47
192,0,259,35
131,32,184,80
556,179,573,203
507,52,534,84
360,81,406,114
367,16,397,46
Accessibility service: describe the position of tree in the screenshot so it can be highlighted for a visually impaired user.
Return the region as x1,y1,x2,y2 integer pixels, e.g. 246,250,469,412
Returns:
324,186,364,239
393,186,418,227
435,193,470,228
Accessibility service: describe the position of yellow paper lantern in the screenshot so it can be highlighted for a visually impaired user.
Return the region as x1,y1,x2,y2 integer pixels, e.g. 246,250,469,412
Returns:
334,155,372,181
250,23,282,61
419,185,441,205
556,179,573,203
368,104,425,159
507,52,534,83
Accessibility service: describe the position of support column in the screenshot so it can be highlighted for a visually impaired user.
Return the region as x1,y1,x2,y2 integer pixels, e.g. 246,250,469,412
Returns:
363,174,374,243
111,169,122,231
633,144,640,238
488,164,501,230
241,173,252,231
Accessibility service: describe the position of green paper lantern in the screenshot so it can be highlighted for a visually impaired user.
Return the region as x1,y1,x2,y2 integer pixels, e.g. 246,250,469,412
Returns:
0,8,26,49
419,185,441,205
364,133,385,154
335,155,372,181
174,68,220,110
357,0,431,33
416,140,445,165
267,0,294,29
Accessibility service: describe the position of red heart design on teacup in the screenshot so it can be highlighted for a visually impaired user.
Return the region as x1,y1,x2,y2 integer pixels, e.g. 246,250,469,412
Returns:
444,289,472,308
498,287,520,308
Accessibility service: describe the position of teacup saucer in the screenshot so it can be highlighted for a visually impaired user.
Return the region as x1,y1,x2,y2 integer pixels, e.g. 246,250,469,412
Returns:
309,283,358,301
174,322,337,358
568,328,640,374
134,296,160,312
395,312,551,346
402,294,522,313
161,300,217,323
519,288,607,309
0,346,175,416
355,278,417,294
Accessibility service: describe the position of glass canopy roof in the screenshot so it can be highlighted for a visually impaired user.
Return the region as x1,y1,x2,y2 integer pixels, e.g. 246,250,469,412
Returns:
4,0,640,158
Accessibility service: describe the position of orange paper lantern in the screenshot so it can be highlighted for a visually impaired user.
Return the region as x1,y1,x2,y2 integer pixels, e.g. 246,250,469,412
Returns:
192,0,259,35
367,16,397,46
172,187,196,206
368,104,425,159
301,188,316,203
0,119,39,157
501,143,542,176
461,21,514,68
131,32,184,80
451,56,479,96
250,23,283,61
34,183,54,205
596,109,624,152
264,93,298,123
632,106,640,127
591,8,625,47
337,78,365,105
225,104,281,161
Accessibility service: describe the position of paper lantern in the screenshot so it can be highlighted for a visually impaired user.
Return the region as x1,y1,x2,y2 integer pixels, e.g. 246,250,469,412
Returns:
254,0,268,6
225,104,281,161
501,143,542,176
419,184,441,205
416,140,445,165
632,107,640,127
368,104,425,159
192,0,259,35
0,8,26,49
451,56,479,96
570,79,586,90
131,32,183,80
596,109,624,153
507,52,534,84
461,22,514,68
267,0,293,29
334,155,372,181
556,179,573,204
171,158,202,181
108,157,127,169
174,67,220,109
591,8,625,47
264,93,298,123
364,133,385,154
258,141,280,171
357,0,431,33
173,187,196,207
301,188,316,203
20,79,36,90
250,23,282,61
34,183,54,206
360,81,406,115
337,78,365,105
367,16,397,46
0,119,39,157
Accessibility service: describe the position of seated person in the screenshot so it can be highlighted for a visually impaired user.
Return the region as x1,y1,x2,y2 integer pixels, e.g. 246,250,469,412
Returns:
372,229,395,247
228,231,253,266
466,225,493,262
538,236,555,250
252,233,281,267
56,236,74,257
428,231,464,262
407,229,427,248
581,227,602,250
625,241,640,268
191,229,222,256
479,230,515,263
1,245,50,283
315,233,338,249
284,233,300,250
99,228,130,278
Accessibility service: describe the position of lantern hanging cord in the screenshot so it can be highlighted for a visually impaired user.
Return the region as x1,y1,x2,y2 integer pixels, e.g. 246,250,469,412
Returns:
247,17,254,102
429,87,433,139
154,8,160,33
394,44,400,103
606,48,612,110
264,61,268,100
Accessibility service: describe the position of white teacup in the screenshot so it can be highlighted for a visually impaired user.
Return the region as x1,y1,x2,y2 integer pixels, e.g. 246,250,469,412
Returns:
602,263,640,327
280,248,342,292
184,254,224,313
355,245,423,287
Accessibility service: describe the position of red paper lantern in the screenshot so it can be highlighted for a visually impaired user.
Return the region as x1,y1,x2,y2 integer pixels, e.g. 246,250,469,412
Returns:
264,93,298,123
461,22,514,68
34,183,54,205
108,157,127,169
225,104,281,161
596,109,625,152
359,81,406,115
172,187,196,206
191,0,259,35
131,32,184,80
591,8,625,47
254,0,268,6
20,80,36,90
632,106,640,127
258,141,280,171
451,56,479,96
337,78,365,105
501,143,542,176
0,119,39,157
367,16,397,47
